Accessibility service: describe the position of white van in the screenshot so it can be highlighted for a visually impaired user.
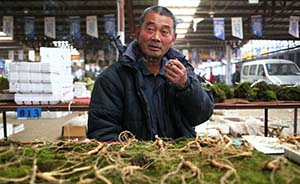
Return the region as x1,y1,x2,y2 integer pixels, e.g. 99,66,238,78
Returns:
241,59,300,86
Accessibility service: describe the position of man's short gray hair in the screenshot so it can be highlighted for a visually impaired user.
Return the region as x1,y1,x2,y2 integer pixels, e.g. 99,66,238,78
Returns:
139,6,177,32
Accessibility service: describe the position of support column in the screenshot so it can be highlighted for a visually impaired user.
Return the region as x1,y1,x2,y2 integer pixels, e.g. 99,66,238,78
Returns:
225,44,232,85
117,0,125,45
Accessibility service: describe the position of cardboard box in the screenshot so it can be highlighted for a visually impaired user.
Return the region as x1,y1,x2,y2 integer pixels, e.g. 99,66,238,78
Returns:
61,125,86,140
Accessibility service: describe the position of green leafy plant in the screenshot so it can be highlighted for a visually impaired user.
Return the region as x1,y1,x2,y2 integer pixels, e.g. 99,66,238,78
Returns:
233,82,252,99
247,81,277,102
276,86,300,101
215,83,234,99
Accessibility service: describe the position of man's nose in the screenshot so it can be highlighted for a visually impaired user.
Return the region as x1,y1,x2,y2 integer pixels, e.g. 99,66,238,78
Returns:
151,31,161,41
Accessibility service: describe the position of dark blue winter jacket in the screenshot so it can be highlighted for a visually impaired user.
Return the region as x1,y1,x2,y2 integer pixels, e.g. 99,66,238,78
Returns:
87,41,214,141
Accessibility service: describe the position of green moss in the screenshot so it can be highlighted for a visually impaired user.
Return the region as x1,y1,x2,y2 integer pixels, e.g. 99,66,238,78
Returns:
0,140,300,183
0,165,31,178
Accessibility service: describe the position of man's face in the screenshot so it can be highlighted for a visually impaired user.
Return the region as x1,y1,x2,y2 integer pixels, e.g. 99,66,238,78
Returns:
137,12,176,60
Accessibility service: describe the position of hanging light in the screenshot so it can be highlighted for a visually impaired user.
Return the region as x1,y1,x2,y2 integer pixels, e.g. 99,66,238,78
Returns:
158,0,201,38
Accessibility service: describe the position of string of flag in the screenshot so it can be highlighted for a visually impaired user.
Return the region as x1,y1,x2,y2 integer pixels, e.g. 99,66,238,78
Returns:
2,14,299,41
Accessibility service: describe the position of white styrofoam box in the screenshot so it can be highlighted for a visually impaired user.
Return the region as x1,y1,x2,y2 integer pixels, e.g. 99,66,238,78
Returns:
42,73,60,83
31,96,42,104
31,83,44,93
75,89,91,98
40,93,62,104
0,123,13,139
30,72,43,83
40,47,71,65
18,62,30,72
9,62,18,72
8,72,18,82
284,146,300,164
14,93,28,104
18,72,30,83
9,83,19,92
61,90,74,103
15,93,63,105
65,66,72,74
42,82,62,93
61,74,74,84
74,82,88,98
74,82,87,87
62,86,74,94
19,83,31,93
40,62,64,74
29,62,42,73
14,93,22,104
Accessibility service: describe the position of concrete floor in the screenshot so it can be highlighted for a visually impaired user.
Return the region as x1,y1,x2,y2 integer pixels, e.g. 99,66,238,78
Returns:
3,111,86,142
1,108,299,142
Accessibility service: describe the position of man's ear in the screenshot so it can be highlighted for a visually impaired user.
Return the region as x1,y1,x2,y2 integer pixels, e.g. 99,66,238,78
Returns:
171,33,177,46
173,33,177,42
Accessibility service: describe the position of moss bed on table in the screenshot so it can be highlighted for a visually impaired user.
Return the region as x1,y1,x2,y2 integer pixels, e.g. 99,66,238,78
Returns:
0,132,300,184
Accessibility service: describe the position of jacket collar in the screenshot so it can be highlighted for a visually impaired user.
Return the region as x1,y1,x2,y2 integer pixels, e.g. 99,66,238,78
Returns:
122,40,187,66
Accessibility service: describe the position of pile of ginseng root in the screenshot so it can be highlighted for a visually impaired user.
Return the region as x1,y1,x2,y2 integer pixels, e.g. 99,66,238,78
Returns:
0,130,300,184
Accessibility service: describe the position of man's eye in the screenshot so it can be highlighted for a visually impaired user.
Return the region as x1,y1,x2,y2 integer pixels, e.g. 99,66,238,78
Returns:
147,27,155,32
162,30,169,36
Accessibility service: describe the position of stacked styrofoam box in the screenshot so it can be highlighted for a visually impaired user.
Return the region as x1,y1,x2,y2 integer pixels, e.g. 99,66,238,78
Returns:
8,47,74,105
0,123,13,139
74,82,91,98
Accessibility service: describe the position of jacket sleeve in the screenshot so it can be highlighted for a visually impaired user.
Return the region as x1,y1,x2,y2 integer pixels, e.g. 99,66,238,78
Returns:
175,62,214,126
87,71,123,141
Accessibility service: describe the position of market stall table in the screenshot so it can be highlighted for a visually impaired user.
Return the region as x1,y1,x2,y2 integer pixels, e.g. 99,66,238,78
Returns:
1,99,300,139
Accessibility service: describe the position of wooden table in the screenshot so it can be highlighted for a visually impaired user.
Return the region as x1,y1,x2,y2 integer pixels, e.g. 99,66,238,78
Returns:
1,99,299,140
214,101,300,137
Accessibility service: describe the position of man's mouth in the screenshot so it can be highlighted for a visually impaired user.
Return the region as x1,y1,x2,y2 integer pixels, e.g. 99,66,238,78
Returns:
148,45,161,51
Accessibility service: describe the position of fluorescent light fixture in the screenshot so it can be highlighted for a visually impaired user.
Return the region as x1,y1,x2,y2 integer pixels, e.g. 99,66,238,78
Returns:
177,23,191,29
176,29,188,34
0,31,7,36
159,0,200,7
159,0,200,39
0,36,13,40
176,34,185,39
168,8,198,15
0,32,13,40
176,16,194,23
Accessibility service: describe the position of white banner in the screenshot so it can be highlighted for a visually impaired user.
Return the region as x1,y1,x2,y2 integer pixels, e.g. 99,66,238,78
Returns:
193,18,204,32
18,50,24,61
3,16,14,38
289,16,299,38
44,17,56,39
251,15,262,37
86,16,98,38
104,14,115,37
231,17,243,39
182,49,189,60
249,0,259,3
8,50,14,61
28,50,35,61
213,18,225,40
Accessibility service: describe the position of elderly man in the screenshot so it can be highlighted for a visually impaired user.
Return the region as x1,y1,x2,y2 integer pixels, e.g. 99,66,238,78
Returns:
87,6,214,141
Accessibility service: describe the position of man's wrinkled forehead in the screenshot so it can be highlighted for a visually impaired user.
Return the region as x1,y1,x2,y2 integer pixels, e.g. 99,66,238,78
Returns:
143,12,175,31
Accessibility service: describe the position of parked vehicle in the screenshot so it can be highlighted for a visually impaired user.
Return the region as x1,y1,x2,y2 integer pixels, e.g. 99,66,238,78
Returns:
240,59,300,86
